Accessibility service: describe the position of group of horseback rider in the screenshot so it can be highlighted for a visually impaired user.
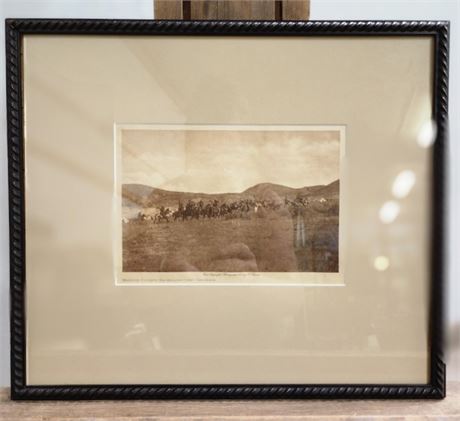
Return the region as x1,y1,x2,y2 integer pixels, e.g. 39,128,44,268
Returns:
155,198,255,223
148,195,316,224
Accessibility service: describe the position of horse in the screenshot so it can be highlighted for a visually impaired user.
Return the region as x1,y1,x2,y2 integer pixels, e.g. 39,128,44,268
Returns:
154,207,171,223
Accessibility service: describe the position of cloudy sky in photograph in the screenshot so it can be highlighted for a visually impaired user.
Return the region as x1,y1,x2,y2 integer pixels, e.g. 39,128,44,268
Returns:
121,126,341,194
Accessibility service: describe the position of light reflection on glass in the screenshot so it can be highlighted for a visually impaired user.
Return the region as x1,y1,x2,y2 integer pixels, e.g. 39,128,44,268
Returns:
374,256,390,272
417,120,437,148
392,170,416,199
379,201,400,224
124,323,146,338
151,336,162,351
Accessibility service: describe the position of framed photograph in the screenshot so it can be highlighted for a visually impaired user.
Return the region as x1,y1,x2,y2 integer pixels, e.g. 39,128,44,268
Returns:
6,19,448,400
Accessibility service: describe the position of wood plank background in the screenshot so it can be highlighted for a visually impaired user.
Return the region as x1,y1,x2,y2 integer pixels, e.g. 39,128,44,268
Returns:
154,0,310,20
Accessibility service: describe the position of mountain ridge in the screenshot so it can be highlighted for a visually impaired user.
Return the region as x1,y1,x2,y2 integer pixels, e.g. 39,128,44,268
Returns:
122,180,339,209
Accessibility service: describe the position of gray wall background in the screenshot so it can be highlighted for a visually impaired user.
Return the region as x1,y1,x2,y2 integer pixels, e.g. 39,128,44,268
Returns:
0,0,458,386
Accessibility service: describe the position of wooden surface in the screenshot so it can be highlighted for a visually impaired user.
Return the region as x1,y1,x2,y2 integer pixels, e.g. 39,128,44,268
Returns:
1,383,459,420
282,0,309,20
154,0,183,19
218,0,277,20
190,0,218,20
154,0,310,20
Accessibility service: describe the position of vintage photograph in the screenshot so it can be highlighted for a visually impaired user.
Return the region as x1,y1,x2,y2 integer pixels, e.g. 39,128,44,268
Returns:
118,125,342,279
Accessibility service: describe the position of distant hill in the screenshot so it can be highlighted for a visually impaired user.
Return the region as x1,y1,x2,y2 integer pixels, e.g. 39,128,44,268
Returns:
312,179,340,197
242,182,334,200
122,179,339,209
122,184,155,207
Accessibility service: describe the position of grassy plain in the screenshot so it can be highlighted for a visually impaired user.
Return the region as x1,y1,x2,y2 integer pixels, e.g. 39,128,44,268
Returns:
123,209,338,273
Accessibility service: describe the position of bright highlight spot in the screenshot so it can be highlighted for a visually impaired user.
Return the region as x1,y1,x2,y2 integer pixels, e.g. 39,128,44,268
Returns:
417,120,437,148
374,256,390,271
379,200,400,224
392,170,416,198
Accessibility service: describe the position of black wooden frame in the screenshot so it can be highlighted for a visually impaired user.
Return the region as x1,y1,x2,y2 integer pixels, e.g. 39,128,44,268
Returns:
6,19,449,400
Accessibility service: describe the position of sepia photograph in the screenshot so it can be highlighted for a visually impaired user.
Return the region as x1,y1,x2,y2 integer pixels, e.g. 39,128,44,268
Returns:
117,125,343,281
